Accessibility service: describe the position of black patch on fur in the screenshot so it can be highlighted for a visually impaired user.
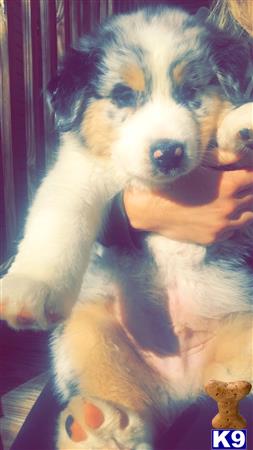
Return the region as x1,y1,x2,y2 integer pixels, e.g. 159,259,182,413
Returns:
111,83,137,108
47,43,102,132
171,54,215,109
205,27,253,104
172,22,253,108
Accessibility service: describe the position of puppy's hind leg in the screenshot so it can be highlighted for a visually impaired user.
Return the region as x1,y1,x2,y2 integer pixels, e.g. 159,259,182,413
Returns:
54,300,163,450
58,396,154,450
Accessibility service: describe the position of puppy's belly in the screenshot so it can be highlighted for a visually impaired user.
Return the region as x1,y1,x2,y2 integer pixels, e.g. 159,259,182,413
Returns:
114,287,219,397
141,322,218,398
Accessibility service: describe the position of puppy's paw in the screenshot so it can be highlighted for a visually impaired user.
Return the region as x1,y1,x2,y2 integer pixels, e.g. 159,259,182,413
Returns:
57,396,153,450
1,274,71,330
216,103,253,165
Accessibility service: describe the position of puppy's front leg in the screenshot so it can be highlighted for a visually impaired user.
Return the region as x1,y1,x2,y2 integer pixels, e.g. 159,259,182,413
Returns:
1,138,114,329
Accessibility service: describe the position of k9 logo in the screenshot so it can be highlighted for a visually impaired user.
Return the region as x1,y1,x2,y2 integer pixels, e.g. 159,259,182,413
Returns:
211,430,247,449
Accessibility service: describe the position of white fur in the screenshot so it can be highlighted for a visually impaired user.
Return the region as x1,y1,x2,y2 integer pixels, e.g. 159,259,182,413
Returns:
112,99,199,184
2,134,121,328
217,102,253,151
1,7,211,327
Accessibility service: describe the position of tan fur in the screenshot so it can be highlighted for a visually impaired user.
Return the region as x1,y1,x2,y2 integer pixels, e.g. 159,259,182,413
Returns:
59,304,253,432
61,300,164,416
81,99,117,156
64,304,253,405
203,313,253,384
198,96,234,165
122,65,145,92
171,61,186,85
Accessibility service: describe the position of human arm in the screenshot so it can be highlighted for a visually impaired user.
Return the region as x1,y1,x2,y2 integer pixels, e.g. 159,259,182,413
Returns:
100,167,253,248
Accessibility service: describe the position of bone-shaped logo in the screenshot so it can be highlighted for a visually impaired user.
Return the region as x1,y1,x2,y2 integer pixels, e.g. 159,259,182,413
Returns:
205,380,252,429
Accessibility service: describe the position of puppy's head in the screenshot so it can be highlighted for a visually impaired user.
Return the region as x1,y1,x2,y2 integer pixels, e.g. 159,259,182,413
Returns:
48,7,251,186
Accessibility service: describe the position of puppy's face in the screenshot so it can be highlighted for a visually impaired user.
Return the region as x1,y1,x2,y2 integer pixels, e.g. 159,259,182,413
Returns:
49,7,251,186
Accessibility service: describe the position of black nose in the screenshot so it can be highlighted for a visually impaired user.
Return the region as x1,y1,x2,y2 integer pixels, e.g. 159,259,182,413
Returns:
150,139,185,174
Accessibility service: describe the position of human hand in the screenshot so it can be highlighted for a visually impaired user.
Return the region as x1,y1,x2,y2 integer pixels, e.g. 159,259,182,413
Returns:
123,167,253,245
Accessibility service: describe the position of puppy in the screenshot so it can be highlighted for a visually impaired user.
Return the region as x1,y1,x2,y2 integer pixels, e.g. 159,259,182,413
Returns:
1,6,253,449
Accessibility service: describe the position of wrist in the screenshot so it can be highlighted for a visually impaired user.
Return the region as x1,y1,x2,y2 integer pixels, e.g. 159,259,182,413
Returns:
123,189,157,232
99,192,142,250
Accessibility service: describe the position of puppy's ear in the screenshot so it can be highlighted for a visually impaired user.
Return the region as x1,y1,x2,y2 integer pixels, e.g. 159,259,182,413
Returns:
208,30,252,103
47,37,99,132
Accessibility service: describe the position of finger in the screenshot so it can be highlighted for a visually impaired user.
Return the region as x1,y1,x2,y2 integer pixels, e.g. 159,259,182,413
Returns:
228,195,253,219
216,212,253,241
235,186,253,198
230,211,253,228
228,169,253,195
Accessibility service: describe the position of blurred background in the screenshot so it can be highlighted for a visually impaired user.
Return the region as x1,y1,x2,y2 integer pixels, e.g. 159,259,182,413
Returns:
0,0,209,264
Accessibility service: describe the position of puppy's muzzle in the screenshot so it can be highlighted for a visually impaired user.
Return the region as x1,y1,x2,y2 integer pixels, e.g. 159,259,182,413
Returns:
150,139,185,174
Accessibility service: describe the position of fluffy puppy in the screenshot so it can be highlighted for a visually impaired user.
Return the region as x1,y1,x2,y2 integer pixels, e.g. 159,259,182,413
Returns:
1,6,252,328
1,6,253,449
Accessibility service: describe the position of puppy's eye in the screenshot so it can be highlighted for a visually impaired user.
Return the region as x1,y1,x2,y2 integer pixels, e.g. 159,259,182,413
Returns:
183,85,198,102
111,84,136,108
183,86,202,109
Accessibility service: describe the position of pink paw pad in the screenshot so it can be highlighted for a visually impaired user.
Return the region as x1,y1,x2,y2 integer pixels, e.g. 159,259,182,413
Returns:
64,399,132,445
65,401,105,443
83,402,105,429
